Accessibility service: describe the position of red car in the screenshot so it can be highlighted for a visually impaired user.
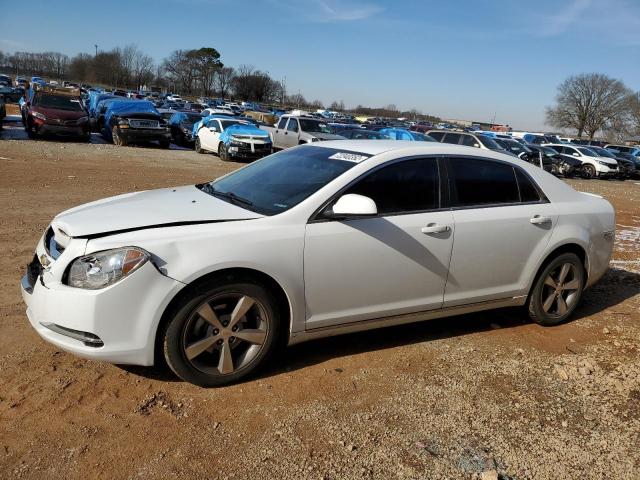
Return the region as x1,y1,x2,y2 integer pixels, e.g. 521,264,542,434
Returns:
23,87,90,140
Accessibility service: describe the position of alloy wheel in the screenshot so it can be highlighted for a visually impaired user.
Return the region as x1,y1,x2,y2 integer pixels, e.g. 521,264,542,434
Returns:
540,263,581,317
182,293,269,376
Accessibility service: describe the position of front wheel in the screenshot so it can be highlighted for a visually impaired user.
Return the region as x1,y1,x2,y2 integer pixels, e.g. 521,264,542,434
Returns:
163,280,282,387
112,126,127,146
582,164,596,179
528,253,585,326
195,137,205,154
218,143,231,161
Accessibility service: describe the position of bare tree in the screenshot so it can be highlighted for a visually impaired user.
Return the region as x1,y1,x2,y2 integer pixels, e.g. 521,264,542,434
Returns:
546,73,631,139
214,67,235,99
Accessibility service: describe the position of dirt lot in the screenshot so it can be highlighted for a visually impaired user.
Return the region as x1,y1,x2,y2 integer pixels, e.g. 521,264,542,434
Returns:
0,119,639,480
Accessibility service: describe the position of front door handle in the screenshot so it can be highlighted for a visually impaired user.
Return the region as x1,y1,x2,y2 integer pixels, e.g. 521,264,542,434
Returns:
421,224,451,234
530,215,552,225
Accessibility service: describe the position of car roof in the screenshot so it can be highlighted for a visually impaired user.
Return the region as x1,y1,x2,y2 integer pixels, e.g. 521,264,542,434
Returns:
306,140,519,158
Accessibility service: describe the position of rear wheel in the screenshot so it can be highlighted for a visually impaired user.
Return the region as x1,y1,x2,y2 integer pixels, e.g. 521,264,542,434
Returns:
163,280,282,387
582,164,596,179
528,253,584,326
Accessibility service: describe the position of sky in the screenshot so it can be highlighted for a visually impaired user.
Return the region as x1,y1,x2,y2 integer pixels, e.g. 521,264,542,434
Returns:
1,0,639,130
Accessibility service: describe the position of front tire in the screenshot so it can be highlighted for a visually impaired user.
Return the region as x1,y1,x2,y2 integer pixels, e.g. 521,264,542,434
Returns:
163,280,282,387
112,126,127,146
582,164,596,179
218,143,229,161
528,253,585,326
195,137,205,154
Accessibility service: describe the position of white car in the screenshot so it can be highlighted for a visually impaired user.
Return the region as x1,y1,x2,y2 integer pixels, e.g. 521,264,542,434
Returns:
194,117,271,160
166,94,182,102
21,142,615,386
546,144,618,179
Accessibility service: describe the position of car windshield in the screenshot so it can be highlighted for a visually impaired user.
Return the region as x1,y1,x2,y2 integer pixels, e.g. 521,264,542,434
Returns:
220,120,247,130
184,113,203,123
299,119,332,134
35,95,84,111
539,146,558,157
505,141,531,154
478,135,502,150
591,147,616,158
199,146,365,215
578,147,598,156
410,131,436,142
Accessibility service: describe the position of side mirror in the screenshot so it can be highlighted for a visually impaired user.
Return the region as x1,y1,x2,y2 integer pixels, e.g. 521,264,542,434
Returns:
325,194,377,219
209,127,217,132
572,152,579,157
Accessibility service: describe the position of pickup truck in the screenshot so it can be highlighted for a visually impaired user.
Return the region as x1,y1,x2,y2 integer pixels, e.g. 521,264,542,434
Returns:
262,115,344,149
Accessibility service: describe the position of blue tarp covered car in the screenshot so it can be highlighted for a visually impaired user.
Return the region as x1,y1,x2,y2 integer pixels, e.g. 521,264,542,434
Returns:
192,113,234,138
102,100,171,148
379,128,436,142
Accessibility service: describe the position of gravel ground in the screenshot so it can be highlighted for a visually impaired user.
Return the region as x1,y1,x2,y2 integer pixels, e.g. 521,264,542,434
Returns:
0,119,639,479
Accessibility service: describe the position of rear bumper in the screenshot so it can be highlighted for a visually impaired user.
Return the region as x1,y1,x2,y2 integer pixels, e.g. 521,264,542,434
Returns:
21,260,184,366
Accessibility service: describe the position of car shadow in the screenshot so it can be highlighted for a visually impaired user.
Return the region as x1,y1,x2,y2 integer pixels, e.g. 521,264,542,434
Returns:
122,267,639,385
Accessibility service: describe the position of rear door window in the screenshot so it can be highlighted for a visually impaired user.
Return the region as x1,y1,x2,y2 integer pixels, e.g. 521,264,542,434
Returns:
277,117,287,129
428,131,445,141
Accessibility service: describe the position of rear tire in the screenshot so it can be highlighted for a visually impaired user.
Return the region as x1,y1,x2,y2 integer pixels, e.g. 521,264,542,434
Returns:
528,253,585,326
162,280,282,387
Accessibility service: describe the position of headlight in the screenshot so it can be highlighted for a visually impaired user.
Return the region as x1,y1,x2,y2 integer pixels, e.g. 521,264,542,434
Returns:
597,160,613,166
66,247,149,289
32,112,47,120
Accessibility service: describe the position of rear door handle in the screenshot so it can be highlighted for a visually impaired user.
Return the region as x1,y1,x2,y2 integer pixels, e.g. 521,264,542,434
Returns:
530,215,552,225
421,224,451,234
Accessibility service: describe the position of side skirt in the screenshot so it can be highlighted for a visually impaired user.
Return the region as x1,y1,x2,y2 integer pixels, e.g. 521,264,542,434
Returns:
288,296,527,346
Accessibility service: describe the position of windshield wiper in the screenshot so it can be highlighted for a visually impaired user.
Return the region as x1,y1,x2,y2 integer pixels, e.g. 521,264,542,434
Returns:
199,184,253,207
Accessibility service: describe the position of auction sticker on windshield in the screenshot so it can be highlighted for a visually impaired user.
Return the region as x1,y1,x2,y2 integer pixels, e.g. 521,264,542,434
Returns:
328,152,369,163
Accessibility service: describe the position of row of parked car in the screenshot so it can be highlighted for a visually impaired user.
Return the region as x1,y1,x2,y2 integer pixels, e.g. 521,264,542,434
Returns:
5,77,640,180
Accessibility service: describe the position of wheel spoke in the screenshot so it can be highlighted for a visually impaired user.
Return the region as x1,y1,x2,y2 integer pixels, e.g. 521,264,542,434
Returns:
562,279,580,291
217,340,234,374
185,336,218,360
558,264,571,284
234,328,267,345
557,294,568,315
544,276,557,289
543,293,556,312
197,303,224,330
229,296,255,329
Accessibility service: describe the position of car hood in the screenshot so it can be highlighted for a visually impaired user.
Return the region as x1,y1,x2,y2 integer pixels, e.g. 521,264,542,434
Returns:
52,185,262,238
35,106,86,120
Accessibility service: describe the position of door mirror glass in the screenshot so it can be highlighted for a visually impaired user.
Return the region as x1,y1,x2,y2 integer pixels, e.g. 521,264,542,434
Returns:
572,152,579,156
326,194,377,218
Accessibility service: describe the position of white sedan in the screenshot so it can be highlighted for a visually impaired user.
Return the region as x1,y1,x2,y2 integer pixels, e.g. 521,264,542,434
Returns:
21,141,615,386
546,144,618,178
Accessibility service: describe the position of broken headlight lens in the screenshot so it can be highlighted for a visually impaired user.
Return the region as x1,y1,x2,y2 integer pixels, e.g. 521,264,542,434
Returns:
67,247,149,289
